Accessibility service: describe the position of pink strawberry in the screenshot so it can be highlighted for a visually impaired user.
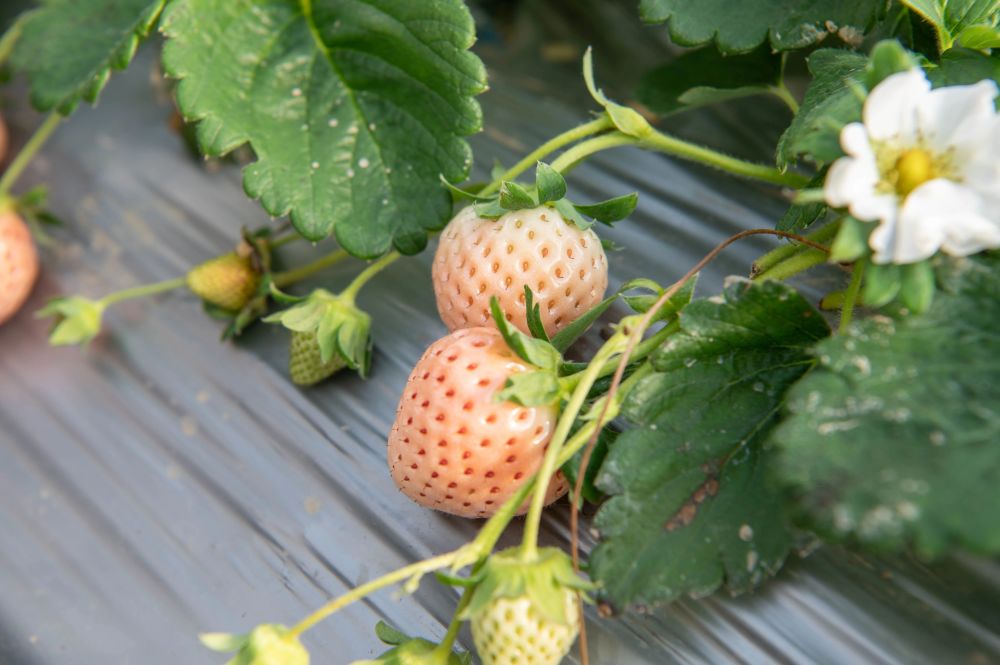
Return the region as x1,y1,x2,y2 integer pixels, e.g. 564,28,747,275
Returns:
388,326,568,518
0,210,39,325
433,205,608,337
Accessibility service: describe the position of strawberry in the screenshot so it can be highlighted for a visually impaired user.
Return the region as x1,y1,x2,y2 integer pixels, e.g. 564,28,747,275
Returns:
388,326,568,518
186,252,259,311
0,210,39,325
200,624,309,665
462,548,587,665
433,205,608,337
288,329,346,386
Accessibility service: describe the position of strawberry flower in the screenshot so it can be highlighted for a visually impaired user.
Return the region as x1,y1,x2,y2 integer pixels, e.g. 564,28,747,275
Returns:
824,68,1000,264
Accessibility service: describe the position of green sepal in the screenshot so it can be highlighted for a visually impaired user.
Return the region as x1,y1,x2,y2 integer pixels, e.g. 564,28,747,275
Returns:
551,198,594,231
549,292,620,353
350,623,471,665
523,286,550,342
866,40,921,88
828,216,874,263
899,260,935,313
489,296,562,371
439,175,495,202
264,289,373,378
473,198,507,219
535,162,567,204
496,370,564,407
499,181,537,211
37,296,106,347
460,548,593,627
620,275,697,322
572,193,638,226
268,282,308,306
199,624,308,665
863,261,902,308
583,48,652,138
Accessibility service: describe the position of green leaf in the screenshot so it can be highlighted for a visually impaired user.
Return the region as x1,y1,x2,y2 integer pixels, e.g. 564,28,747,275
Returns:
902,0,999,47
955,24,1000,49
774,254,1000,557
639,0,884,53
929,47,1000,87
498,181,536,211
865,39,921,88
637,45,783,115
777,49,867,167
9,0,166,114
828,216,874,263
373,621,409,647
572,193,638,226
37,296,107,347
534,162,566,205
489,297,562,370
582,47,652,138
161,0,487,257
590,279,830,609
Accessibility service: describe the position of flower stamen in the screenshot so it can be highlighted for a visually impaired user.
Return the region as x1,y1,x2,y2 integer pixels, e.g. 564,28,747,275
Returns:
892,148,936,197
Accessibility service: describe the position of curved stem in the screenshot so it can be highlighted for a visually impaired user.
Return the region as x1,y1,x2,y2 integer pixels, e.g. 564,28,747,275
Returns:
340,251,401,302
0,10,32,69
478,116,613,196
272,248,350,288
432,580,477,660
288,552,458,639
0,113,62,197
521,336,625,561
100,276,186,306
770,82,800,115
839,260,865,334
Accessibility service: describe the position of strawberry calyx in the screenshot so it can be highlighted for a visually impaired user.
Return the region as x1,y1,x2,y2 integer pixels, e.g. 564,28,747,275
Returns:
460,547,593,627
349,621,471,665
264,286,373,378
37,296,107,347
445,161,637,232
200,623,309,665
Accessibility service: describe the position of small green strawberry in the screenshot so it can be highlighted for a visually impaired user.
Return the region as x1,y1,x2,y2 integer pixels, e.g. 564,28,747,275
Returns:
187,253,260,311
265,287,373,378
462,548,590,665
288,329,347,386
349,621,471,665
200,623,309,665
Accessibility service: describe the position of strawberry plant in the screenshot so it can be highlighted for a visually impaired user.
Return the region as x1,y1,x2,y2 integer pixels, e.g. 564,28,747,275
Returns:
2,0,999,663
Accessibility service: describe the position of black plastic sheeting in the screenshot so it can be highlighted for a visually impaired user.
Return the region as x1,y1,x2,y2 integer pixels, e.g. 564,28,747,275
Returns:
1,29,999,665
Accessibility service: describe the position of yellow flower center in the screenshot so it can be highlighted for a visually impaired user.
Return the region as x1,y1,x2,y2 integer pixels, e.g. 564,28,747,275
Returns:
893,148,936,197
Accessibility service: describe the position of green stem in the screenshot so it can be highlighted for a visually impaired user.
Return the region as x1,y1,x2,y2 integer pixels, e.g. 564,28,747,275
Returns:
752,219,842,277
272,248,350,288
340,251,401,302
770,82,801,114
0,10,32,68
548,133,639,175
839,260,865,334
269,233,302,250
288,551,459,639
478,116,613,196
521,336,625,560
100,276,186,306
0,113,62,197
754,248,827,281
639,129,809,187
432,581,476,660
560,319,679,393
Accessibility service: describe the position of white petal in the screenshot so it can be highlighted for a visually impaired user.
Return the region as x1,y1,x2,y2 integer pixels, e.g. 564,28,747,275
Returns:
863,69,929,143
825,155,877,209
868,207,902,265
918,79,999,154
840,122,872,158
894,179,1000,262
959,115,1000,216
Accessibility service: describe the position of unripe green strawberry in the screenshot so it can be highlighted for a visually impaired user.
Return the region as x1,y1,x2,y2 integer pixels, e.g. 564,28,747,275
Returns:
289,330,346,386
200,624,308,665
463,548,588,665
187,252,259,311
